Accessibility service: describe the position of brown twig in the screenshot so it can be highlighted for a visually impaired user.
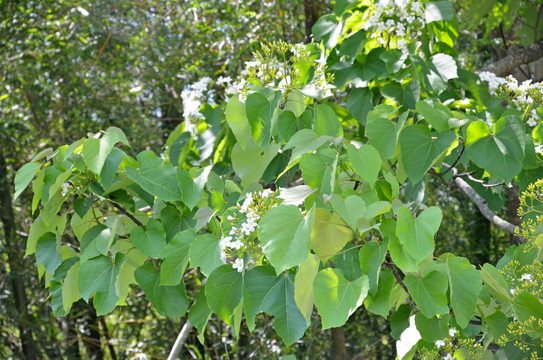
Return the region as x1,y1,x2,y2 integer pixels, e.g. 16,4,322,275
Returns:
440,144,465,176
384,258,409,295
108,200,142,226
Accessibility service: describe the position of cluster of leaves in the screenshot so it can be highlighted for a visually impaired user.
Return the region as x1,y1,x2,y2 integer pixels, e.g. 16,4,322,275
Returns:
13,0,543,358
1,1,315,357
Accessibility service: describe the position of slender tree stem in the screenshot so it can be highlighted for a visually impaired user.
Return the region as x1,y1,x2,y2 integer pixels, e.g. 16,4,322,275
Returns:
108,200,143,227
167,320,193,360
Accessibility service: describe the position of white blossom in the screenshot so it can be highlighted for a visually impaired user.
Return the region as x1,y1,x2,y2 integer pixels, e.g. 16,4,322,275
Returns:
435,339,446,348
240,193,253,213
240,220,256,235
76,7,89,16
225,78,246,96
291,43,307,58
448,328,457,337
219,236,232,249
227,240,244,250
261,189,273,199
411,1,422,13
181,76,213,129
232,258,244,272
510,288,515,295
520,273,533,282
245,60,261,69
61,183,70,196
217,75,232,85
444,354,453,360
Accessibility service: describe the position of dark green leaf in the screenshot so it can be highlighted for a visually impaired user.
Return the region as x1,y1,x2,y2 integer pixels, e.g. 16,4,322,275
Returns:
14,162,40,200
404,271,449,318
35,232,62,274
205,265,243,325
159,230,195,285
189,234,222,276
130,219,167,258
125,152,182,202
399,125,456,184
347,87,373,124
258,205,315,274
135,263,189,318
243,266,308,345
466,116,525,182
396,207,442,266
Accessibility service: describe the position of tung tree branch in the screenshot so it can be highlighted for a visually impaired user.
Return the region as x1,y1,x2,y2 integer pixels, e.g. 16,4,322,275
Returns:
442,164,526,242
107,200,143,227
482,38,543,76
167,320,193,360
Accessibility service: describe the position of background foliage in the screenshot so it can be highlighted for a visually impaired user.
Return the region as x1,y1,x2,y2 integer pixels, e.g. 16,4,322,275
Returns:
3,0,543,359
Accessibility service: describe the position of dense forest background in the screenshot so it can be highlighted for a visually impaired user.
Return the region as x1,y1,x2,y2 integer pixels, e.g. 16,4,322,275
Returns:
2,0,542,359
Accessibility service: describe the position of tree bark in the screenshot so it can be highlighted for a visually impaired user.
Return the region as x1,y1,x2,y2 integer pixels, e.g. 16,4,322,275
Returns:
167,320,192,360
331,327,347,360
100,317,117,360
442,164,525,242
472,210,491,265
61,317,81,359
0,148,38,360
483,38,543,76
303,0,320,43
74,301,103,360
506,183,523,245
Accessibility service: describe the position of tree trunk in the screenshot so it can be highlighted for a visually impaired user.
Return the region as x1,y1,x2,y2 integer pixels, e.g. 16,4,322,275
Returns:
303,0,320,43
331,326,347,360
0,148,38,360
506,183,523,245
61,317,81,359
472,210,491,265
73,301,104,360
100,317,117,360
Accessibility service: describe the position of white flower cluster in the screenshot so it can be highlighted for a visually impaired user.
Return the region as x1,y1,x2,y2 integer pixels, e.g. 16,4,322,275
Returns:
245,56,301,97
434,328,458,356
478,71,543,127
246,59,288,82
520,273,532,282
241,42,334,99
361,0,425,49
220,189,275,272
182,73,250,134
477,71,507,94
291,43,307,59
181,77,214,136
224,77,247,98
311,54,334,97
181,77,212,120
